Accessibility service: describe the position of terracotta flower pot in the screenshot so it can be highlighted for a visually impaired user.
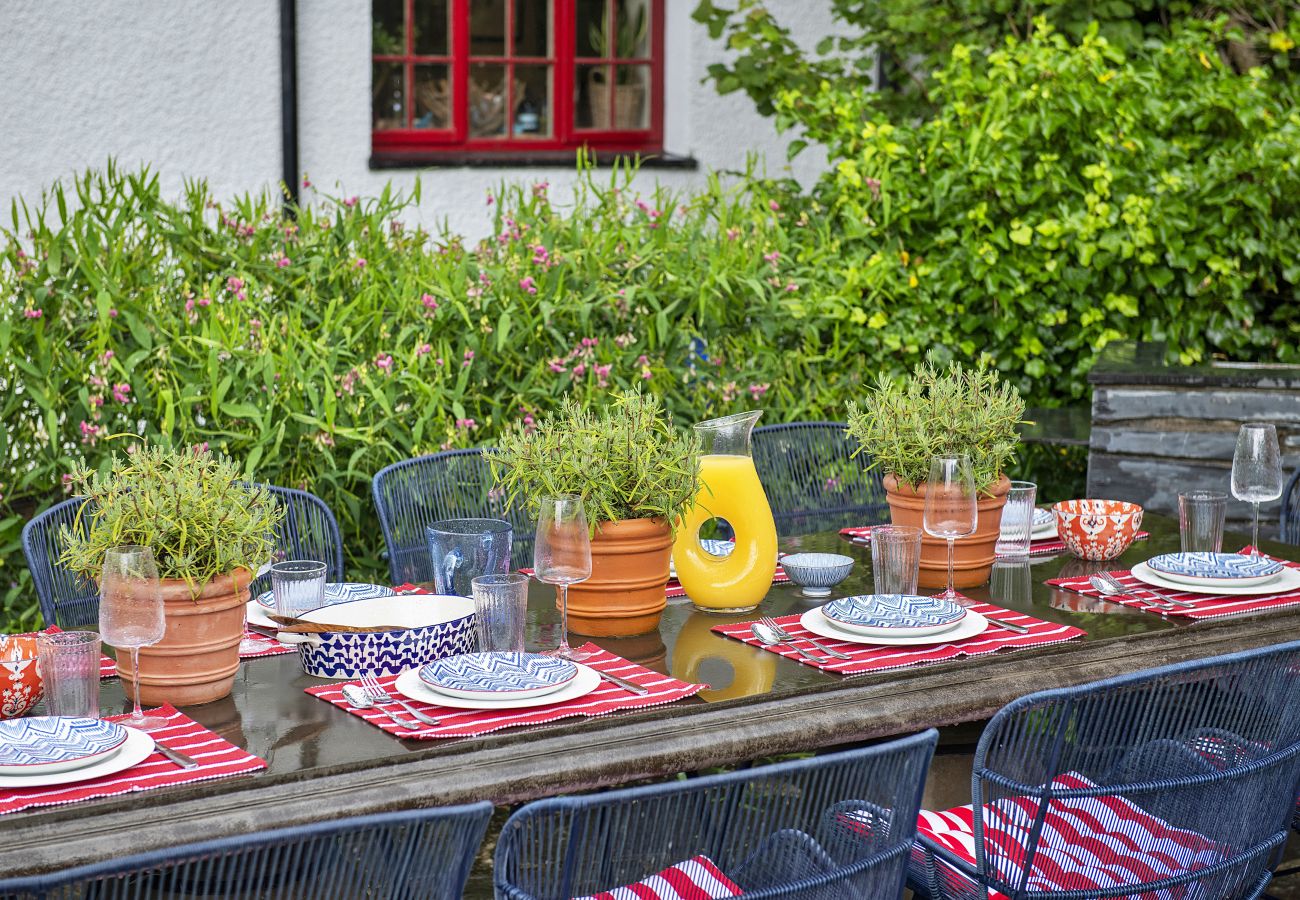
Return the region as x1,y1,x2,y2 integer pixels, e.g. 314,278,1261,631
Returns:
564,517,671,637
882,474,1012,590
117,568,251,707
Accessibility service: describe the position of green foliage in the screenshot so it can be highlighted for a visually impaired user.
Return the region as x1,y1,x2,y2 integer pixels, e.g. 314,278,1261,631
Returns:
846,362,1026,491
59,444,282,589
490,390,701,529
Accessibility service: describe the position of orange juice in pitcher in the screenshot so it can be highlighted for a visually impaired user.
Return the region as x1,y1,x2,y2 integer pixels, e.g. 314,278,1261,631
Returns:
672,411,778,613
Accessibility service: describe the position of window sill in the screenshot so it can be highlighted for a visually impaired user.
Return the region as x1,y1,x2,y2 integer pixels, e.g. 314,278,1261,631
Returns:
368,150,698,171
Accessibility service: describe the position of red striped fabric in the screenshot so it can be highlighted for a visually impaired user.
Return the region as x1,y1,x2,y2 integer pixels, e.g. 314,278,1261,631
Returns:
710,598,1085,676
305,643,707,739
1047,547,1300,620
0,705,268,817
840,526,1149,559
575,855,743,900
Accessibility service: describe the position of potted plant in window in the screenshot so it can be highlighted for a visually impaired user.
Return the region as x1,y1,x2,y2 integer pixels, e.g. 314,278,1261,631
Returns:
588,2,649,129
846,362,1027,589
489,390,700,637
60,444,282,706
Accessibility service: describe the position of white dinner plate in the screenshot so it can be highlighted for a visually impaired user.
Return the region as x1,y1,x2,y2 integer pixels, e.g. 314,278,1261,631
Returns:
799,607,989,647
1032,522,1058,540
0,726,154,788
1145,552,1284,589
1130,561,1300,597
394,663,601,711
0,717,129,776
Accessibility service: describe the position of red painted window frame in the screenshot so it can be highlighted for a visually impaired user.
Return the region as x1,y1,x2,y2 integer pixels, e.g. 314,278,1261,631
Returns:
372,0,664,157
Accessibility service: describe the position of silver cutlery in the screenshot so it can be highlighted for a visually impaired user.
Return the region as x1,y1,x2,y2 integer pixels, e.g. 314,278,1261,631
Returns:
1107,574,1197,609
152,741,200,769
760,615,852,660
341,683,421,730
751,621,829,663
1090,575,1172,610
359,673,442,726
978,613,1031,635
590,668,649,695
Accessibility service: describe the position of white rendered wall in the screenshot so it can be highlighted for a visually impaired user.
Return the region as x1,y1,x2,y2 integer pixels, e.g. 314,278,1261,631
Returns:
1,1,838,239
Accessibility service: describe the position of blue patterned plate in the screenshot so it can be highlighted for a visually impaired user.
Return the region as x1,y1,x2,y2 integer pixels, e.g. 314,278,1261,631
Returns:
418,652,579,701
822,594,967,638
257,582,395,610
0,717,129,776
1033,509,1054,528
1147,552,1284,588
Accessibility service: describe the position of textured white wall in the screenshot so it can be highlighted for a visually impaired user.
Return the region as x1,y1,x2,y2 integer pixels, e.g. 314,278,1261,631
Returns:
1,0,837,238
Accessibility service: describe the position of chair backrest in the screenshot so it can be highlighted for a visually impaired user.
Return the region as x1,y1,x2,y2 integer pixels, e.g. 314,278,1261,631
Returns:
0,801,492,900
20,496,99,629
752,422,888,538
969,641,1300,900
1281,468,1300,544
249,483,346,598
372,449,534,584
495,729,937,900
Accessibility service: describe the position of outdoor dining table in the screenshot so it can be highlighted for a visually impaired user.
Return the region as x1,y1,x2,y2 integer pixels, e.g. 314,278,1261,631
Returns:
2,512,1298,877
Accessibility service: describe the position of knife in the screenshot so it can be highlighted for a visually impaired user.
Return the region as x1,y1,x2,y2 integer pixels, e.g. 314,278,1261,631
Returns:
153,741,200,769
592,668,649,695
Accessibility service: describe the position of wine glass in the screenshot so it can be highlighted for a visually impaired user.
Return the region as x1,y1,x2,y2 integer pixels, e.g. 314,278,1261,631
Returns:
1231,423,1283,557
922,456,978,602
533,495,592,661
98,546,169,731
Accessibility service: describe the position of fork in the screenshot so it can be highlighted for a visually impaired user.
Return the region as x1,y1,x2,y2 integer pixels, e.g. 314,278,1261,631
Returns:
760,615,852,660
1107,574,1197,609
1096,572,1176,610
359,673,442,726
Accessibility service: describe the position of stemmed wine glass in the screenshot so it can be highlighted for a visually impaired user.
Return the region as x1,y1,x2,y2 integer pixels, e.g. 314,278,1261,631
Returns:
533,495,592,661
98,546,169,731
1231,423,1283,558
922,456,978,602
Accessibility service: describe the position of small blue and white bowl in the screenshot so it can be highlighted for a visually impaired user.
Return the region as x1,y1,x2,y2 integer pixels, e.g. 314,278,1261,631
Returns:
292,594,476,678
780,552,855,598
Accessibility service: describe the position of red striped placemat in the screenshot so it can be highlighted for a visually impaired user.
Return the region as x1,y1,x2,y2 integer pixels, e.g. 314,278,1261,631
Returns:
1047,547,1300,620
711,597,1085,676
305,643,706,739
0,705,267,816
840,525,1149,558
237,629,297,659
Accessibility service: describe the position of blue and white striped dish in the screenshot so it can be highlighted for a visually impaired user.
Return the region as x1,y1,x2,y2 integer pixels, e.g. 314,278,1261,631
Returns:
257,582,395,610
1147,552,1283,587
0,717,129,775
419,652,578,701
1033,508,1054,528
780,553,855,598
822,594,966,638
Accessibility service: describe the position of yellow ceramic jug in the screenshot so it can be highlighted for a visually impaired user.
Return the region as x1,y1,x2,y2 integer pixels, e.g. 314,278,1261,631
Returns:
672,411,778,613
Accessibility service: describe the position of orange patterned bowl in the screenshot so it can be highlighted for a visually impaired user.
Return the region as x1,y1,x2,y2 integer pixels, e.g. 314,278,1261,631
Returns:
0,634,43,719
1053,500,1144,561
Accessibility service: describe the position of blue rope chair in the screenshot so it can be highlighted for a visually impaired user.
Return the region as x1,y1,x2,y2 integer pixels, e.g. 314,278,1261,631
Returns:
752,422,888,537
20,496,98,629
0,802,492,899
372,449,533,585
908,641,1300,900
495,729,938,899
248,483,346,598
1281,468,1300,544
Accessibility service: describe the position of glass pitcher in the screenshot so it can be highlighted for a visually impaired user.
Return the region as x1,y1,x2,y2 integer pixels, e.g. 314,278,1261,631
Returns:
672,411,779,613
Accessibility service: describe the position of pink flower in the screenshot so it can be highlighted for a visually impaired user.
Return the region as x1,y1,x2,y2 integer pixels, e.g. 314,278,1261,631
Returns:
277,256,291,268
374,353,393,373
250,319,262,332
78,421,100,445
764,250,781,266
354,257,367,269
421,293,439,311
865,177,882,201
532,181,549,198
194,442,210,453
23,308,42,319
548,360,567,373
573,363,587,377
302,175,312,188
108,308,119,318
748,382,770,400
769,200,781,212
486,192,495,206
89,396,104,409
726,228,740,241
417,343,432,356
226,277,245,292
184,298,196,313
99,350,114,363
197,296,211,307
479,272,492,286
531,244,551,267
785,281,798,292
343,196,358,208
456,418,477,430
519,276,537,295
462,349,475,367
595,363,612,387
435,357,445,367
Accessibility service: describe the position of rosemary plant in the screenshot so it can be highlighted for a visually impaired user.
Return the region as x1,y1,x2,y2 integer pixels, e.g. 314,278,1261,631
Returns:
845,362,1027,492
60,444,283,591
489,391,700,531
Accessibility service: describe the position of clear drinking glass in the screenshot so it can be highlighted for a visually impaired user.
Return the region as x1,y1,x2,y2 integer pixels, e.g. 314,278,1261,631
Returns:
36,631,101,718
995,481,1038,558
990,558,1032,610
471,573,530,653
871,525,922,595
1179,490,1228,553
922,456,978,602
1231,423,1283,557
426,519,513,597
98,546,168,731
533,495,592,661
271,560,328,617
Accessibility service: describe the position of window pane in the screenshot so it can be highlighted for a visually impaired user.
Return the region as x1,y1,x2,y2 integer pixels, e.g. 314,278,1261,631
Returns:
469,64,508,137
613,0,650,58
372,62,406,130
514,0,551,58
413,65,451,129
575,64,610,130
513,65,551,137
413,0,449,56
610,64,650,129
575,0,604,57
373,0,405,55
471,0,506,57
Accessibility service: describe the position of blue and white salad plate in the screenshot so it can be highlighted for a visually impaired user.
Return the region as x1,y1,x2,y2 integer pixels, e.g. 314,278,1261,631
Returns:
0,717,129,776
395,662,601,710
821,594,967,638
1147,552,1284,588
256,582,395,611
419,652,578,701
802,605,989,647
0,726,154,788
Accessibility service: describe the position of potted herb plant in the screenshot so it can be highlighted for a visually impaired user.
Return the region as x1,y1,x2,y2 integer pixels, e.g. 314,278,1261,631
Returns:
490,390,700,637
587,2,648,129
61,445,282,706
846,362,1027,589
